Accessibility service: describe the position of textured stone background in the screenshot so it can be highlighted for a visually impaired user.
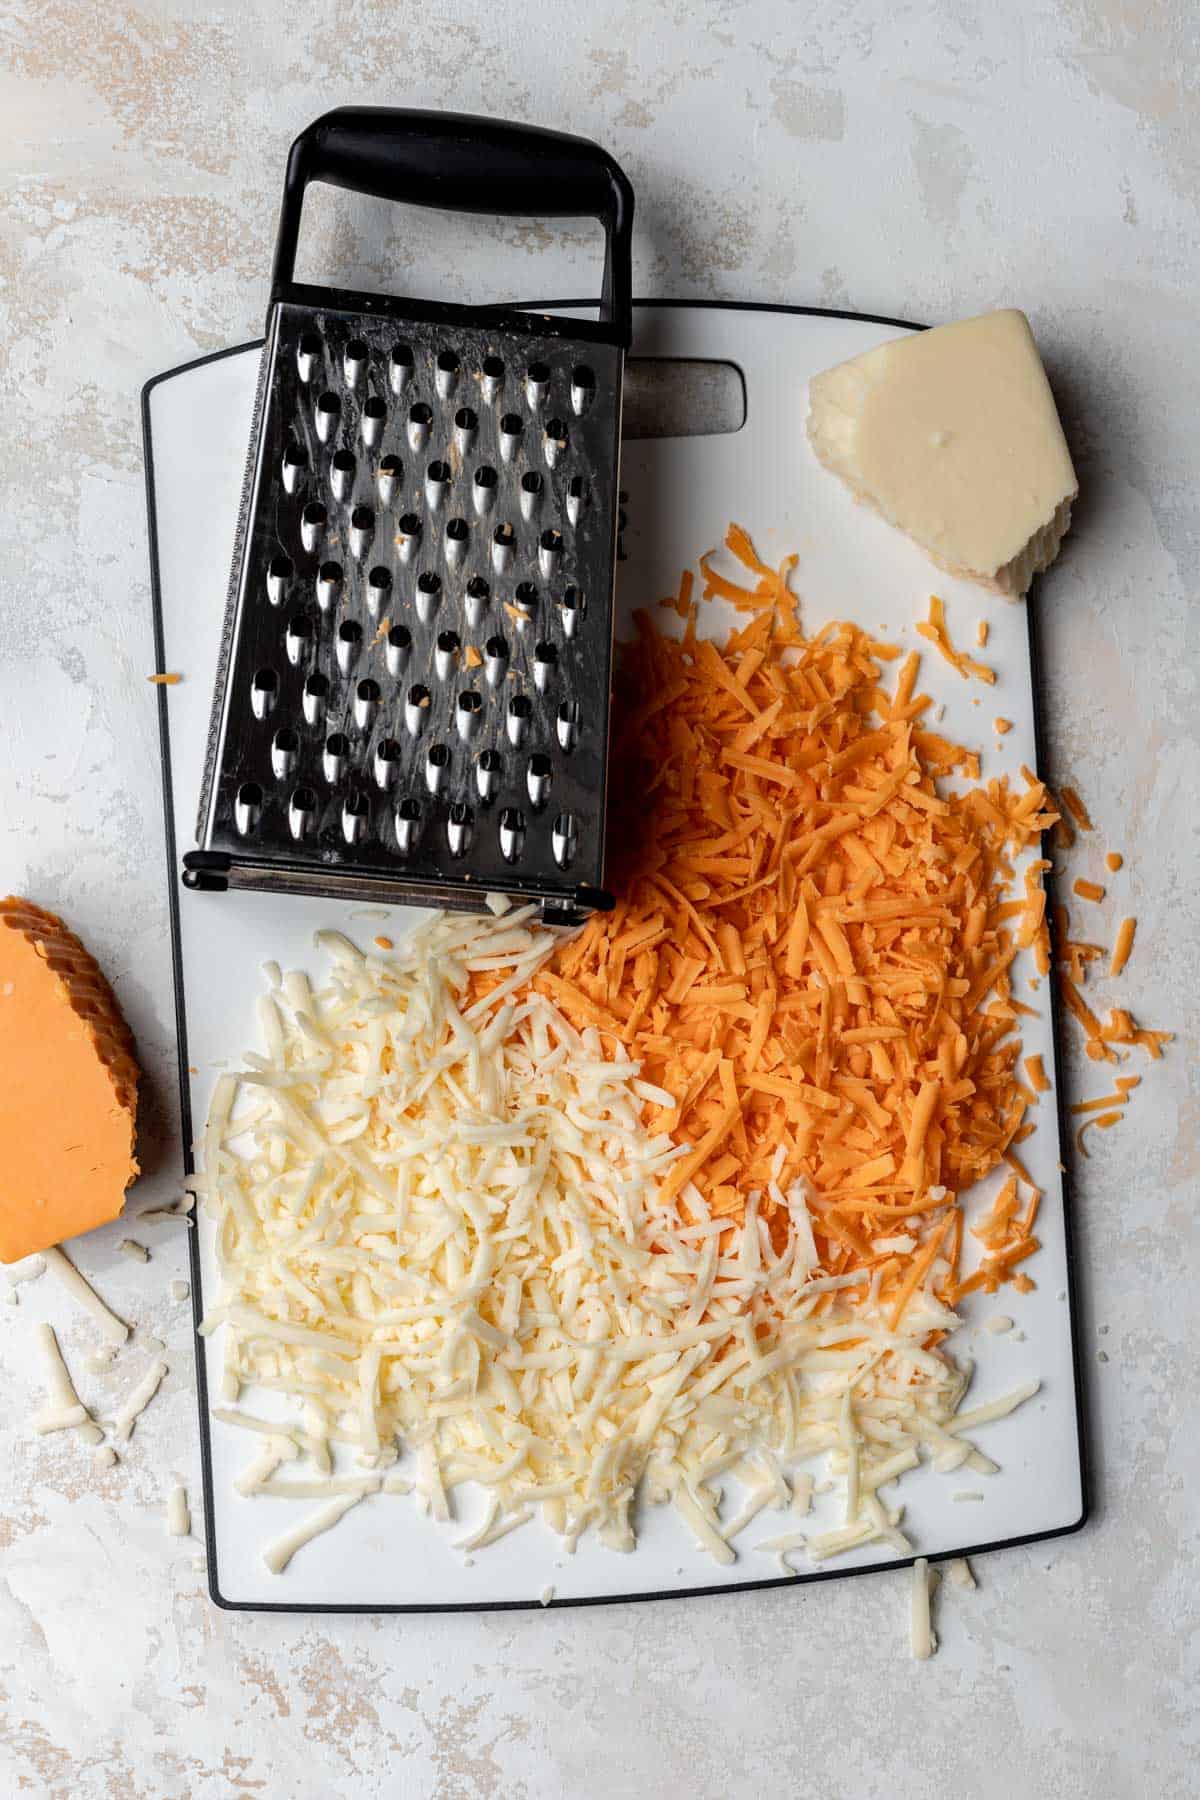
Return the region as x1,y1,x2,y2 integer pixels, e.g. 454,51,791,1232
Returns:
1,2,1197,1795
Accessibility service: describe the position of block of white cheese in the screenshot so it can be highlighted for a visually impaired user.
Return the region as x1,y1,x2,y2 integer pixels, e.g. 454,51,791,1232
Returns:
806,310,1077,599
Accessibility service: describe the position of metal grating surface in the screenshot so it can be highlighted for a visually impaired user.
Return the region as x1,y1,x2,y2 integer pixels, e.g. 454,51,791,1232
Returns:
196,301,622,909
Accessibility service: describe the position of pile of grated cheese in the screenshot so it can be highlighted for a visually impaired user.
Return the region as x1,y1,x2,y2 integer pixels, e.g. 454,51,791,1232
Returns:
200,905,1035,1571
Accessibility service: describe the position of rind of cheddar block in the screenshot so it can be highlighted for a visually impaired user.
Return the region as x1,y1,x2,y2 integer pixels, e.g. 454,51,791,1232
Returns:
807,310,1078,599
0,898,140,1262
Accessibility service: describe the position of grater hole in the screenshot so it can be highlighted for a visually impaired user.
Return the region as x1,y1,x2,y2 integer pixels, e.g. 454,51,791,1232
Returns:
570,364,596,414
342,789,369,843
337,619,363,673
435,629,460,680
415,570,442,623
565,473,588,525
349,505,375,558
519,469,544,519
425,460,451,512
271,726,299,779
435,349,460,397
303,671,328,724
456,687,483,739
367,566,392,615
482,354,504,382
543,418,568,466
315,391,341,443
500,411,523,439
251,667,278,720
447,800,472,857
377,454,403,502
454,405,478,435
282,441,308,494
316,560,343,611
552,811,579,869
477,747,502,802
324,731,350,781
556,698,581,751
408,402,433,451
465,573,490,627
515,580,539,609
560,585,585,637
289,785,317,839
331,448,356,501
390,343,414,389
396,511,422,562
344,338,369,383
507,693,532,746
526,752,552,808
374,737,402,789
533,640,558,691
354,677,381,729
285,612,314,665
425,742,450,795
297,332,321,377
301,500,327,551
484,635,509,685
395,794,421,851
235,781,263,834
406,682,431,736
473,463,498,516
499,805,526,862
267,553,293,605
446,516,469,561
388,623,412,652
361,395,386,447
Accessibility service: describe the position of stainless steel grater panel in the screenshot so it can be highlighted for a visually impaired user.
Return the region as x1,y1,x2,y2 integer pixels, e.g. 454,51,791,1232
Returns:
185,108,633,918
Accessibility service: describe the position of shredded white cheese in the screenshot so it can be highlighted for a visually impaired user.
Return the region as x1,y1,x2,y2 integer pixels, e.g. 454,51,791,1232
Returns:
93,1445,117,1470
200,911,1042,1573
43,1247,129,1344
170,1280,191,1303
948,1555,976,1589
261,1492,365,1575
118,1240,150,1263
166,1484,191,1537
112,1361,168,1441
911,1556,937,1660
31,1323,92,1436
7,1254,46,1287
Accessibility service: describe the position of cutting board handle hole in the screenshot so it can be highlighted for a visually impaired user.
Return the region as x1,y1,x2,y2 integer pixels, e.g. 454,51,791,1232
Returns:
623,358,746,440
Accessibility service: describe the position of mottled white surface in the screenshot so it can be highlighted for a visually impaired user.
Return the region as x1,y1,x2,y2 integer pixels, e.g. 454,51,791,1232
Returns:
0,2,1196,1796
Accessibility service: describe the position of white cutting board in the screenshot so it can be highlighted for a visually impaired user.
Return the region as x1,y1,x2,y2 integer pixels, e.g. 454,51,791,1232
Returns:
144,304,1086,1612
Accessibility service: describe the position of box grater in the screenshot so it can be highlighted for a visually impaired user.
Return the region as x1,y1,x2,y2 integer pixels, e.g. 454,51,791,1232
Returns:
184,108,633,921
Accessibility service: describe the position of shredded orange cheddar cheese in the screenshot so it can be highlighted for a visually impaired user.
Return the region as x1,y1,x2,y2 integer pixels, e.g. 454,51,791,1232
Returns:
1110,917,1136,978
1060,786,1093,831
1105,851,1123,872
486,528,1064,1314
916,596,997,685
1073,878,1105,903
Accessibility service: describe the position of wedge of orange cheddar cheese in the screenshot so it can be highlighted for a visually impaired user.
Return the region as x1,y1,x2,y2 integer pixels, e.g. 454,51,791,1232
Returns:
0,898,140,1262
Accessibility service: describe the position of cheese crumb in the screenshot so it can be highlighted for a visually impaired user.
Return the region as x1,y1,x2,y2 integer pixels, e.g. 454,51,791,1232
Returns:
170,1280,190,1303
910,1557,937,1660
947,1556,976,1589
539,1585,555,1607
166,1484,191,1537
93,1445,118,1469
119,1240,150,1263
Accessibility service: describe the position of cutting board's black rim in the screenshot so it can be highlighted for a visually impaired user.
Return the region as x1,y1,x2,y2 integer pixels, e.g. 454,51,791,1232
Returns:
141,299,1090,1616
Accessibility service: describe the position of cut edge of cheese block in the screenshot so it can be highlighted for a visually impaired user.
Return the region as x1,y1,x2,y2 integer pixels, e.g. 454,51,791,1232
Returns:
806,309,1078,600
0,898,140,1263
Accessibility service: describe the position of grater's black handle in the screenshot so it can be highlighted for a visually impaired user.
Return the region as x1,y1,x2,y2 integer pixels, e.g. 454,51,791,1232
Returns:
271,107,634,345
